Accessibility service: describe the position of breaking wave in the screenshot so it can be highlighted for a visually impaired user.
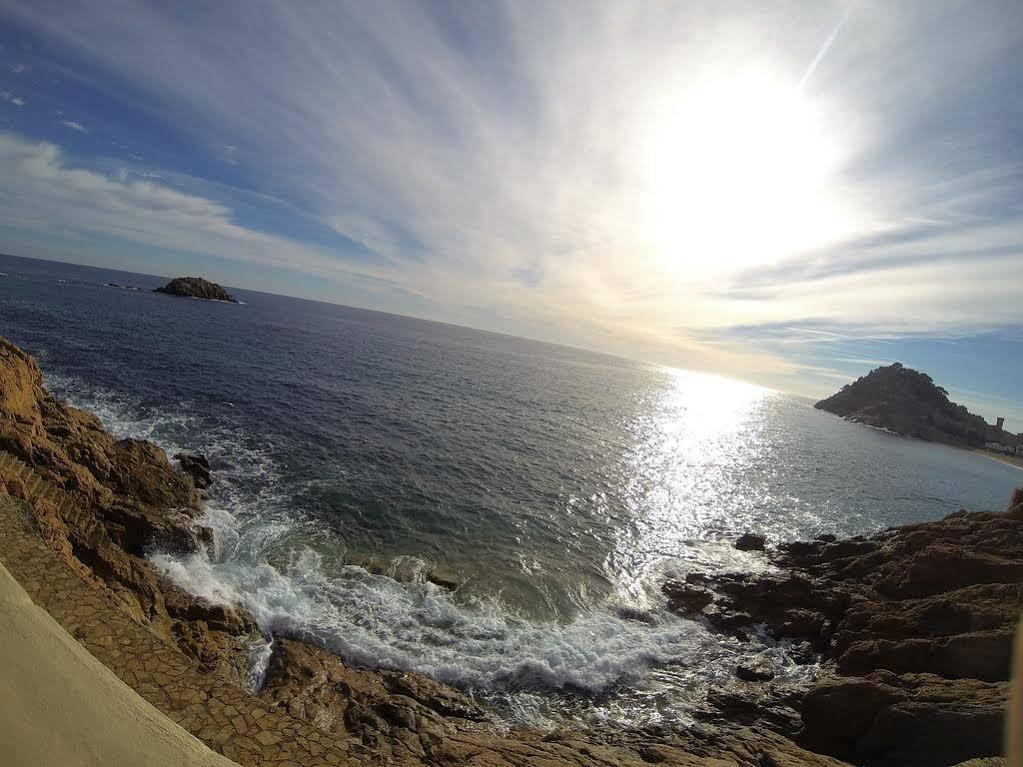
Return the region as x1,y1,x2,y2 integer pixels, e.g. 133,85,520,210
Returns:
44,370,715,699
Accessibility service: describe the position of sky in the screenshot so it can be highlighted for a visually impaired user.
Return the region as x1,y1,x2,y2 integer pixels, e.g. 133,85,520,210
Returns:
0,1,1021,424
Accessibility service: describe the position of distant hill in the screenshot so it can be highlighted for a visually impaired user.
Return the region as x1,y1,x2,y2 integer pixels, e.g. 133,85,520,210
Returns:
814,363,1015,448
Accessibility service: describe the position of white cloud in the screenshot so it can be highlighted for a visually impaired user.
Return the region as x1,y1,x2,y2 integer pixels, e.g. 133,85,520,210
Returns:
11,63,27,74
0,91,24,107
0,1,1021,387
0,131,397,289
60,120,87,132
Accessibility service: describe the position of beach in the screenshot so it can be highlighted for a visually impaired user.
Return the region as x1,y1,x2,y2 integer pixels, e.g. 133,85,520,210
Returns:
975,448,1023,471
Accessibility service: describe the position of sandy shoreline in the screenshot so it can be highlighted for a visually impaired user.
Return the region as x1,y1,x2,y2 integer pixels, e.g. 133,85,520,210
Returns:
973,448,1023,471
0,556,238,767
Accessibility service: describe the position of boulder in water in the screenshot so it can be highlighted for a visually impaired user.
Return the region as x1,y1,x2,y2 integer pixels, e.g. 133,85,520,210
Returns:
735,532,766,551
174,452,213,489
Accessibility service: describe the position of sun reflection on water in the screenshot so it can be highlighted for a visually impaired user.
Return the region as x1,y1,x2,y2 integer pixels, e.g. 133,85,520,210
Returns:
608,367,774,602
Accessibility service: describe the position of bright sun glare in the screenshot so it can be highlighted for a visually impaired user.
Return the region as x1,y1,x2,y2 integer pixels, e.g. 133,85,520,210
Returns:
640,70,855,281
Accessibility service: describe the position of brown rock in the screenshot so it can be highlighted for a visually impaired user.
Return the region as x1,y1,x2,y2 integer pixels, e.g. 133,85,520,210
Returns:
259,637,492,760
735,532,766,551
164,589,259,635
175,452,213,489
5,475,26,499
0,335,256,687
0,338,43,421
836,629,1014,682
108,439,200,512
662,580,714,614
800,672,1006,767
735,662,775,682
664,486,1023,767
173,620,257,687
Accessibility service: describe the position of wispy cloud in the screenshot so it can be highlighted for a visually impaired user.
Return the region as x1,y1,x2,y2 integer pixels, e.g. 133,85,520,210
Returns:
0,91,24,107
60,119,87,132
0,131,394,286
0,0,1020,393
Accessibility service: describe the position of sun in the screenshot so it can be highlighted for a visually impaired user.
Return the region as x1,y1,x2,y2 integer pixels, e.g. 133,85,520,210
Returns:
637,68,855,282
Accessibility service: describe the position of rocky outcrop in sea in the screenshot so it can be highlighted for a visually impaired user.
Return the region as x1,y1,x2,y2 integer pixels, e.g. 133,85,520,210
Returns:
0,335,1017,766
155,276,237,302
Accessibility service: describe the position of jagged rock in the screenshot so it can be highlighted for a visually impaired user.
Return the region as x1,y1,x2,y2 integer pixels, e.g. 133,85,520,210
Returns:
617,605,658,624
109,439,200,511
0,335,252,682
702,684,803,734
735,532,766,551
259,638,489,759
661,580,714,614
692,572,846,648
174,452,213,489
836,629,1014,682
425,568,459,590
736,661,774,682
164,589,259,635
173,620,258,687
665,494,1023,767
1009,486,1023,519
379,669,488,722
154,276,237,302
799,671,1006,767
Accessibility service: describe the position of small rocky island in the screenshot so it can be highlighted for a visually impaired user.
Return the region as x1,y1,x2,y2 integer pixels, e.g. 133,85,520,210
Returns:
154,276,237,302
815,362,1015,448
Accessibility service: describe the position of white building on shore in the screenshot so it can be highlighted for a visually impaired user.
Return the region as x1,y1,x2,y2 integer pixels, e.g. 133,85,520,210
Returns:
985,441,1014,455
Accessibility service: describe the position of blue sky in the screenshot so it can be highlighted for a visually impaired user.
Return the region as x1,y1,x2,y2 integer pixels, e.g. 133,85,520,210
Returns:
0,1,1021,424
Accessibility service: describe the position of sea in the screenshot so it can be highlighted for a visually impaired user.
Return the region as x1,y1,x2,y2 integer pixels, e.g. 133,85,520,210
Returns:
1,252,1020,728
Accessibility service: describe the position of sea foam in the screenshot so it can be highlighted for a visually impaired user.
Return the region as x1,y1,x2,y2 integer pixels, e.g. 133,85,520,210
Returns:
46,369,714,695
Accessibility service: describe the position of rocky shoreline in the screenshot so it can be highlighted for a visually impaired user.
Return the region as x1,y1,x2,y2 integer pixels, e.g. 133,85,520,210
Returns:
0,334,1017,766
665,501,1021,765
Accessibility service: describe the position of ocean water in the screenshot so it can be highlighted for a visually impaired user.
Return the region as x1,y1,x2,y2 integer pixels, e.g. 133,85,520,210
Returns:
1,252,1020,726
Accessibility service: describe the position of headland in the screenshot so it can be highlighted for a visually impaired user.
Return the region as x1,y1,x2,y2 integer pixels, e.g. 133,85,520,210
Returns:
815,362,1019,453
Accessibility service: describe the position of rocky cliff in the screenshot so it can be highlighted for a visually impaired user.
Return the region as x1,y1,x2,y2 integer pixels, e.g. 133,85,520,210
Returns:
0,335,1017,767
0,336,258,683
814,362,1012,447
155,276,237,302
665,490,1023,765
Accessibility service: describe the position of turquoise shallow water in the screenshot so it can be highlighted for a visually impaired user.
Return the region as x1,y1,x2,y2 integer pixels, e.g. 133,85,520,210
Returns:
1,252,1019,725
